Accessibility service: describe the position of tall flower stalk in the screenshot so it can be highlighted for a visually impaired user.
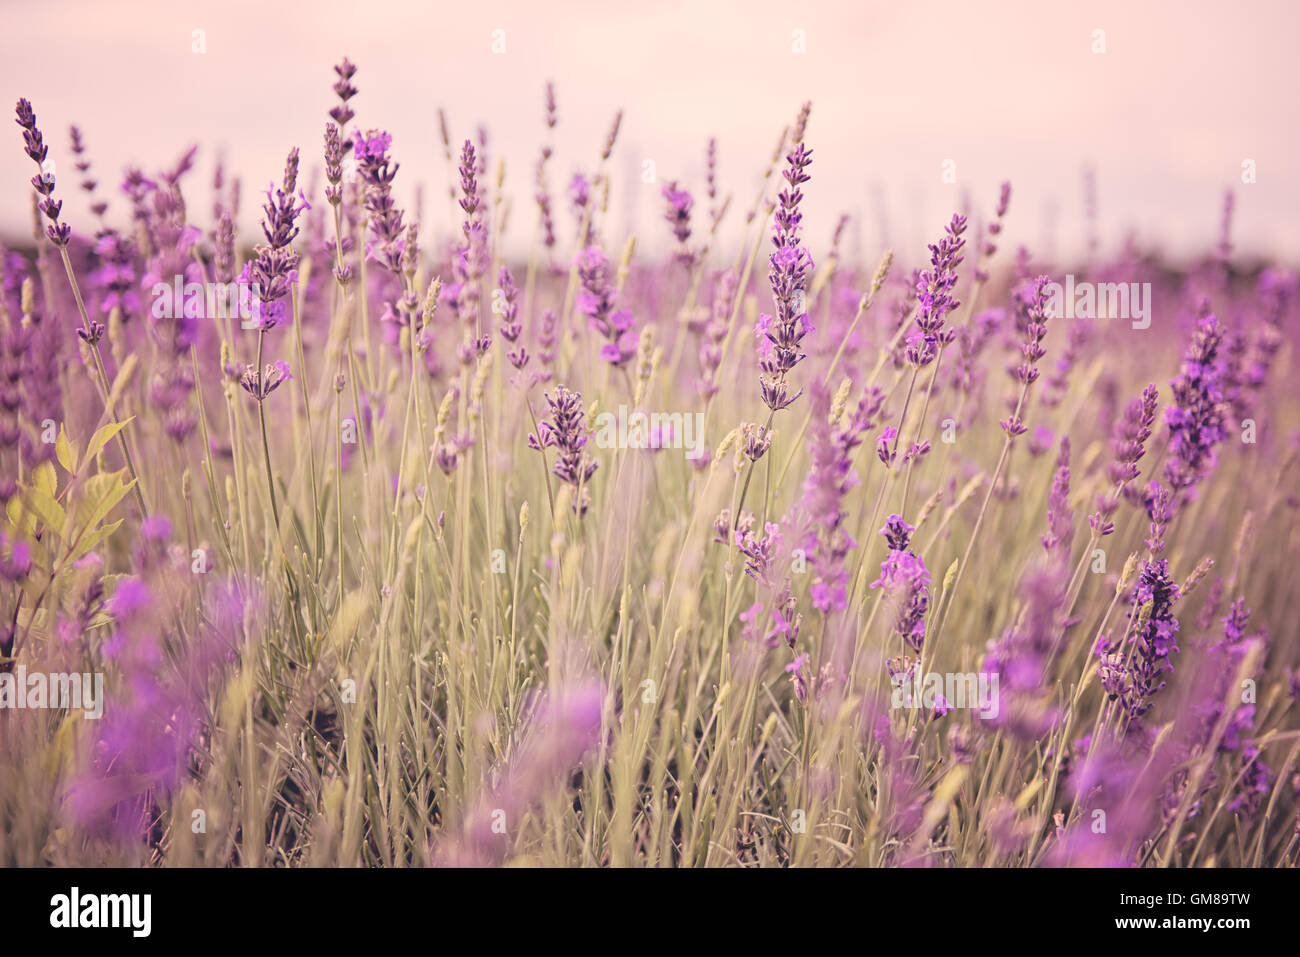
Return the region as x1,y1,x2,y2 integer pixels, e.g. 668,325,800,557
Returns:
896,213,967,514
730,125,814,538
14,98,149,516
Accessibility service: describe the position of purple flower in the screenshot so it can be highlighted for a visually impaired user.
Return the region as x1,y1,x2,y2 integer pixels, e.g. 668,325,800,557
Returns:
93,229,139,317
1090,384,1159,534
534,308,558,385
1099,551,1181,727
438,147,490,363
0,530,32,581
974,181,1011,283
576,246,636,367
1165,312,1229,499
706,137,718,218
870,516,930,651
69,125,109,222
1000,276,1053,437
240,360,292,402
909,213,967,366
544,80,557,130
137,156,205,441
1144,480,1174,555
1041,437,1073,559
876,425,899,466
1226,744,1270,818
245,149,309,331
528,385,598,515
735,520,783,587
324,122,347,205
697,270,734,400
757,140,814,415
1202,598,1272,817
354,129,410,278
1027,426,1054,457
15,98,71,247
329,57,359,128
70,570,251,840
661,180,694,260
568,170,589,207
497,265,528,371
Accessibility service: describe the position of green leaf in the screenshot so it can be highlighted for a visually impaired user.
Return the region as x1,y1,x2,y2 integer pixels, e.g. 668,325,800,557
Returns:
55,424,78,473
33,461,57,499
84,417,134,465
70,469,134,538
6,498,37,538
28,539,52,575
68,518,123,564
25,485,66,541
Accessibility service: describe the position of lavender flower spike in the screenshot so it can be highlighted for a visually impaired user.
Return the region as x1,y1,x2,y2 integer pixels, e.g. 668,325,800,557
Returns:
1164,312,1229,500
661,180,695,263
498,265,528,371
240,148,309,331
906,214,967,368
870,515,931,651
354,129,407,277
757,139,814,416
15,98,72,246
528,385,598,515
1000,275,1053,437
576,246,636,367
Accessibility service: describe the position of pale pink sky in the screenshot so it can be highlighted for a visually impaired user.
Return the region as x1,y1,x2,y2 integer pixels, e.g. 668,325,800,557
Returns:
3,0,1297,265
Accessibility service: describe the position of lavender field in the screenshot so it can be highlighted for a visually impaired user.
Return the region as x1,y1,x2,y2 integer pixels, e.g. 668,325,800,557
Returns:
1,40,1298,870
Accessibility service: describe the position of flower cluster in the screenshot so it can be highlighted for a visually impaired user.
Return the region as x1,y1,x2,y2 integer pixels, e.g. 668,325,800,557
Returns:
1098,544,1182,727
974,181,1011,283
1000,275,1053,437
1165,312,1229,499
1041,437,1073,559
241,148,309,331
528,385,597,515
240,360,293,402
661,180,694,261
354,129,406,277
497,265,528,371
906,213,967,367
757,139,814,415
1089,383,1159,534
15,99,71,247
576,245,636,367
870,516,931,651
449,139,490,361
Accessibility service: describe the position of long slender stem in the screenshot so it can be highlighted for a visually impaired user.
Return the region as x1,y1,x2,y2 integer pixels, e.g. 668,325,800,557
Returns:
57,246,149,517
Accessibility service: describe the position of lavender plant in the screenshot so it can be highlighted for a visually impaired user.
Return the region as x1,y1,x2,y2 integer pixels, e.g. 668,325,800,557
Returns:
0,64,1297,874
